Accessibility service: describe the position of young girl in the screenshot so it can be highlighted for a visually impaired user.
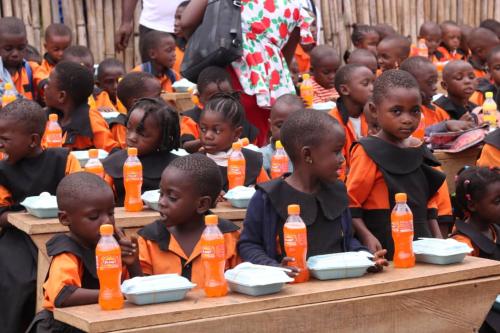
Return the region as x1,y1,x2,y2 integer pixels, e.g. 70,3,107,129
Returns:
103,98,180,206
344,24,380,62
238,110,388,274
199,94,269,192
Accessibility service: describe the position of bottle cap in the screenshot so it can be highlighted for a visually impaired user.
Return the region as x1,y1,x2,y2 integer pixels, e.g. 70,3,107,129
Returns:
127,147,138,156
288,204,300,215
232,141,242,150
88,149,99,159
275,140,283,149
395,193,407,203
100,224,114,235
302,73,310,80
205,214,218,225
486,91,493,99
4,83,12,90
240,137,249,146
48,113,58,122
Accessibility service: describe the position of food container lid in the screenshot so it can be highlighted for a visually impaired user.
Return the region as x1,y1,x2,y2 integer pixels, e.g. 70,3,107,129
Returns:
21,192,58,209
121,274,196,295
141,189,160,203
172,78,196,89
312,101,336,111
307,252,374,270
223,186,256,200
71,149,108,160
413,238,473,256
99,111,120,119
224,262,294,287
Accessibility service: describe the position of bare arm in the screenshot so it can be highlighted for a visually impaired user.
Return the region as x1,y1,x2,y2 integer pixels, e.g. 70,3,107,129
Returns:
428,219,443,239
180,0,208,39
352,217,383,253
281,28,300,67
115,0,139,51
59,288,99,307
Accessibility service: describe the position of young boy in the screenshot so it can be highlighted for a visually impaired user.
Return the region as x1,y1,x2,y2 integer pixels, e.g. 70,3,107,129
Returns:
173,1,190,74
130,154,240,286
132,31,180,93
92,58,127,114
437,21,466,61
61,45,94,72
347,49,378,74
44,61,119,152
27,172,139,332
0,99,81,333
347,70,446,259
376,34,411,73
310,45,341,103
418,22,442,63
260,94,303,175
466,27,500,79
471,46,500,106
0,17,38,100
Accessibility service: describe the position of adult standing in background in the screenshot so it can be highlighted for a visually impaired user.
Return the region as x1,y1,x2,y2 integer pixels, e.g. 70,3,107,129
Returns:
115,0,184,62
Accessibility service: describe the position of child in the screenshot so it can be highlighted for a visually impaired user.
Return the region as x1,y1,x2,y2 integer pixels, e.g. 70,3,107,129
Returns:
173,1,190,74
132,31,180,93
0,99,81,333
0,17,38,100
44,61,119,152
310,45,341,103
27,172,139,333
434,60,478,121
472,46,500,106
260,94,303,175
467,27,500,79
477,129,500,167
437,21,466,61
103,98,180,206
373,23,396,40
376,34,411,72
347,70,446,258
347,49,378,74
350,24,379,55
238,109,388,272
92,58,127,114
131,154,240,285
459,24,473,57
418,22,442,63
199,94,269,192
480,19,500,38
61,45,94,72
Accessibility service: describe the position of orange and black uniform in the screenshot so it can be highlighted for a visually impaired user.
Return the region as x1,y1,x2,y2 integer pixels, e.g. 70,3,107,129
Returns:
468,58,488,79
33,53,57,99
435,46,466,62
346,136,445,259
0,148,80,333
477,128,500,167
1,60,39,100
106,113,128,149
132,61,181,93
137,217,240,287
294,44,311,73
433,95,478,121
180,115,200,144
173,46,184,75
103,149,178,206
89,88,127,114
420,103,450,128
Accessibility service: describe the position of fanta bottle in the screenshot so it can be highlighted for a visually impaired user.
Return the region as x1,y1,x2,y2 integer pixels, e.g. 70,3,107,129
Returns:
483,91,498,130
240,137,250,147
391,193,415,268
270,140,289,179
123,147,143,212
85,149,104,178
417,38,428,58
227,142,245,189
300,73,314,108
413,112,426,140
45,114,63,148
96,224,124,310
2,83,16,107
201,214,227,297
284,204,309,283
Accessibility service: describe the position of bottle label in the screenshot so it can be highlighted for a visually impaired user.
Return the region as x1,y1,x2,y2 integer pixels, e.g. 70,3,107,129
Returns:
392,219,413,232
202,243,225,259
97,254,121,269
125,171,143,181
284,232,307,247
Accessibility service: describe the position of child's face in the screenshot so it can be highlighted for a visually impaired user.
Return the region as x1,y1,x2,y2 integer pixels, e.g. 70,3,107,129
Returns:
126,107,162,155
442,25,461,51
63,54,94,71
413,64,438,105
421,29,441,55
199,110,241,154
373,87,421,141
199,81,232,106
45,34,71,63
488,52,500,86
474,39,499,63
0,118,37,164
308,127,345,182
342,67,374,107
0,32,27,68
442,63,475,100
98,66,125,100
150,36,176,69
357,32,380,55
270,104,297,142
312,56,339,90
174,6,186,38
471,182,500,225
376,41,400,71
44,70,64,108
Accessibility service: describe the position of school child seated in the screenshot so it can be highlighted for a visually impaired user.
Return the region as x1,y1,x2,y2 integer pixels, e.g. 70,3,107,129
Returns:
347,70,446,258
33,23,72,99
199,94,269,192
437,21,466,61
132,31,180,93
103,98,180,206
260,94,303,175
471,46,500,106
451,167,500,332
173,1,189,74
238,109,388,272
376,34,411,73
0,99,81,333
466,27,500,79
44,61,119,152
417,22,442,63
350,24,379,56
347,48,378,74
91,58,126,114
127,154,240,285
27,172,139,333
0,17,38,100
309,45,341,103
61,45,94,72
477,128,500,167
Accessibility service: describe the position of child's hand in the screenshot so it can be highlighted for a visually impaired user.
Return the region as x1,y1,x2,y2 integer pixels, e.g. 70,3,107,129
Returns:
115,228,139,266
360,233,383,254
367,249,389,273
459,112,476,123
280,256,300,278
445,120,474,132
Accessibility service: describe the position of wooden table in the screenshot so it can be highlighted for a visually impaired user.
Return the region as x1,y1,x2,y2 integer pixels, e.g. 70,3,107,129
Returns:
7,202,246,312
54,256,500,333
434,146,482,193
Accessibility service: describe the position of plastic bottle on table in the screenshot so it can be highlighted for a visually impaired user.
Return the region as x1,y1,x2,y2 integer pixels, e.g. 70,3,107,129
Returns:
45,114,63,148
85,149,104,178
123,147,143,212
417,38,429,58
391,193,415,268
483,91,498,130
2,83,16,107
300,73,314,108
96,224,124,310
201,214,228,297
284,204,309,283
270,140,289,179
227,142,246,190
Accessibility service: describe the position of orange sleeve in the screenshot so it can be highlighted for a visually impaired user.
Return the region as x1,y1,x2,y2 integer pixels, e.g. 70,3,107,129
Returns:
33,62,51,92
256,167,271,184
451,234,479,257
224,231,241,269
180,116,199,139
477,144,500,167
65,153,83,174
137,236,154,276
346,144,378,210
0,185,12,208
89,109,119,152
436,180,452,218
435,105,450,122
111,124,127,149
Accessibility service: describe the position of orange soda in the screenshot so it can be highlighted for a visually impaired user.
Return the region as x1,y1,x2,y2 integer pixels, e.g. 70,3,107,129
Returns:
227,141,246,190
2,83,16,107
270,140,289,179
45,114,63,148
123,147,143,211
283,204,309,283
300,73,314,108
201,214,228,297
391,193,415,268
85,149,104,178
482,91,498,130
96,224,124,310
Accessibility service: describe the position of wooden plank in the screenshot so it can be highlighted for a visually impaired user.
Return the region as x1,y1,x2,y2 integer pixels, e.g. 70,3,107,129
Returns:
410,0,417,42
95,0,105,63
86,0,98,64
2,0,13,17
103,0,115,59
53,257,500,332
75,0,87,46
457,0,464,24
30,0,41,51
451,0,457,21
114,0,125,64
416,0,424,38
430,0,437,22
40,0,51,33
61,0,77,45
21,0,34,46
376,0,384,24
51,0,60,23
496,0,500,20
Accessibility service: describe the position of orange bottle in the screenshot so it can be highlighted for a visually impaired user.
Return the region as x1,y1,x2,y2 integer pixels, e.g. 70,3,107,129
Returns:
2,83,16,107
391,193,415,268
270,140,289,179
227,142,246,190
123,147,143,211
96,224,124,310
240,137,250,147
85,149,104,178
283,204,309,283
201,214,228,297
45,114,63,148
300,73,314,108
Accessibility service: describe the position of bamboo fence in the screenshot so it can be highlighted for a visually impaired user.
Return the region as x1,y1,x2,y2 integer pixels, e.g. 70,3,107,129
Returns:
1,0,500,69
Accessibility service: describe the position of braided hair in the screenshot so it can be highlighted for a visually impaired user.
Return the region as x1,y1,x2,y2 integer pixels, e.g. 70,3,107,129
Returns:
455,166,500,216
201,93,245,128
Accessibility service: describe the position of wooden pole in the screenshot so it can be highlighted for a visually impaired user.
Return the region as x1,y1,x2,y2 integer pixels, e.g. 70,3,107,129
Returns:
51,0,60,23
21,0,35,46
495,0,500,20
103,0,115,59
457,0,464,24
417,0,424,36
95,0,105,63
431,0,437,22
451,0,457,21
410,0,417,42
488,0,494,18
320,0,333,45
61,0,76,41
86,0,98,64
13,0,22,18
390,0,397,32
476,0,481,25
384,0,391,27
369,0,377,25
344,0,354,50
402,0,410,37
74,0,87,46
114,0,125,64
376,0,384,24
133,2,141,66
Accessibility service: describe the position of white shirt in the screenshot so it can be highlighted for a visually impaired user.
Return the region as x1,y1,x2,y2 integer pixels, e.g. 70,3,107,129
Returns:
349,117,362,139
139,0,184,33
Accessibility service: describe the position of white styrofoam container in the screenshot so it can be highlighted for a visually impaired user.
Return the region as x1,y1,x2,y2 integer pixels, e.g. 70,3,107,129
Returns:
307,252,374,280
20,192,58,218
224,263,293,296
141,189,160,211
223,186,256,208
71,149,109,167
413,238,473,265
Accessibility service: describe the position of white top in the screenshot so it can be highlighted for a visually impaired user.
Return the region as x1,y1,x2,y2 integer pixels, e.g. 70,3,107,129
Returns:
139,0,185,33
349,117,362,139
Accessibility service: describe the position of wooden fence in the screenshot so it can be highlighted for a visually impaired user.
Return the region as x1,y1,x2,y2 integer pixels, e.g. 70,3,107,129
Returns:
1,0,500,70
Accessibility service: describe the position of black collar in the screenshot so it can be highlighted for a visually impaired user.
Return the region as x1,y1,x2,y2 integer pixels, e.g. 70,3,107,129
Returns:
469,58,488,72
335,97,349,125
43,52,57,66
48,104,94,143
455,220,500,255
434,95,477,120
46,234,97,278
102,149,178,179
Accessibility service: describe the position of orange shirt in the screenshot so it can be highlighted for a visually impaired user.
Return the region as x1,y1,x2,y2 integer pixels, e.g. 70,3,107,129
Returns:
2,60,39,100
180,116,200,140
477,143,500,167
33,54,56,96
421,103,450,128
111,124,127,149
294,44,311,73
132,62,181,93
436,46,465,61
469,90,484,106
173,46,184,75
89,89,127,114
